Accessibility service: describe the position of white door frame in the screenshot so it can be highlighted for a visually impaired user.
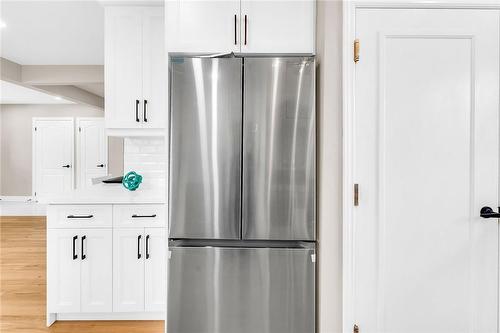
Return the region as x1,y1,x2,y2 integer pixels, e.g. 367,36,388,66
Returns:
342,1,500,332
32,117,75,198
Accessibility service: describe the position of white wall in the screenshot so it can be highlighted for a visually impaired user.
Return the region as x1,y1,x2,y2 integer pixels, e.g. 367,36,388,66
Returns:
316,1,343,333
0,104,123,196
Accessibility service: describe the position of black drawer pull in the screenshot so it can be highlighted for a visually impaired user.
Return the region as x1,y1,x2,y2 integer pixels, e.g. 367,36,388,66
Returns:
143,99,148,122
136,100,140,122
67,215,94,219
137,235,142,259
146,235,150,259
81,235,86,260
72,235,78,260
132,214,157,218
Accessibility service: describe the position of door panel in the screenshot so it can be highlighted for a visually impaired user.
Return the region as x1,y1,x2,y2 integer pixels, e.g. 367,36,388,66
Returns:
80,229,112,313
77,118,107,189
354,9,499,332
105,7,143,129
113,228,144,312
144,228,166,312
168,246,315,333
47,229,80,313
169,58,242,239
243,57,315,240
240,0,315,54
34,119,74,198
165,0,240,53
142,7,166,128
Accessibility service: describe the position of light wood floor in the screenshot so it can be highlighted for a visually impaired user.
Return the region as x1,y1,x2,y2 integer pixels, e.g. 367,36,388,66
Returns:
0,216,164,333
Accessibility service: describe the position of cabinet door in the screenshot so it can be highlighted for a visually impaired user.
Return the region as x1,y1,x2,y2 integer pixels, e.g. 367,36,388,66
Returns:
47,229,81,313
144,228,166,312
77,118,108,189
80,229,112,313
105,7,143,129
166,0,240,53
113,228,145,312
240,0,315,54
142,7,166,129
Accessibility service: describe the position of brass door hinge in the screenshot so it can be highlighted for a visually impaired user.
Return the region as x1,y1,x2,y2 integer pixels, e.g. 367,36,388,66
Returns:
354,324,360,333
354,39,360,63
354,184,359,206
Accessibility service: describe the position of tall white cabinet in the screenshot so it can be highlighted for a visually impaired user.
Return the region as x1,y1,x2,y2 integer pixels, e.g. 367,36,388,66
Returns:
105,6,166,135
165,0,315,54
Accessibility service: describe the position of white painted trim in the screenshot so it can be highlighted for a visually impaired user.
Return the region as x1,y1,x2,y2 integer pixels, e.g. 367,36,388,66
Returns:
0,196,34,202
47,312,164,326
342,2,500,332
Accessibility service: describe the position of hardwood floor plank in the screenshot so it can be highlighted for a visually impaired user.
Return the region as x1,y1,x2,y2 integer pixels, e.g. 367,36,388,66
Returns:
0,216,164,332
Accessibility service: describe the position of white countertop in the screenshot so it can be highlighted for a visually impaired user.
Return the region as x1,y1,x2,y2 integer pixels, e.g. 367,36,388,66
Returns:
38,184,166,205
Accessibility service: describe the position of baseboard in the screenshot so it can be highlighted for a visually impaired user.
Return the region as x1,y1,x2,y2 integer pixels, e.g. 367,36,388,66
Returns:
0,196,34,202
52,312,165,322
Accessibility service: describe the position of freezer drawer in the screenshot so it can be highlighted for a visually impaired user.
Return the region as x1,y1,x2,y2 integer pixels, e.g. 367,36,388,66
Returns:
243,57,316,241
169,57,242,239
168,245,315,333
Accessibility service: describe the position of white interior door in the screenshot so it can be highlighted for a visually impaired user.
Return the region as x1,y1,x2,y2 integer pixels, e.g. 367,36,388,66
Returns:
80,228,112,313
113,228,145,312
144,228,166,312
47,229,81,313
77,118,108,189
33,118,74,198
353,8,499,332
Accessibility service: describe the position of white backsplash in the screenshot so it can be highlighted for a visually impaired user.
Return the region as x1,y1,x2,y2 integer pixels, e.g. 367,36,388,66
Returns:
123,137,166,191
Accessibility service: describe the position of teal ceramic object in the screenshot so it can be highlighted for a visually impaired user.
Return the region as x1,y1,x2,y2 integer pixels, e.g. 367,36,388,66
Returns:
122,171,143,191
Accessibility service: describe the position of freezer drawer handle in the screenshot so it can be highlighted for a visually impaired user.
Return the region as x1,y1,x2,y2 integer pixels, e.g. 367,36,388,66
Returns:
81,235,86,260
72,235,78,260
67,215,94,219
132,214,157,218
137,235,142,259
146,235,150,259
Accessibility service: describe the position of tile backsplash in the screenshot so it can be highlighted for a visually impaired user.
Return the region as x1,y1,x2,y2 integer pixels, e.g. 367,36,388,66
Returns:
123,137,166,191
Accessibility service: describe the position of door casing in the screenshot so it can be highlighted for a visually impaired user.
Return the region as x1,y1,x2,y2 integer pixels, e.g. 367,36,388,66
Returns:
342,2,500,332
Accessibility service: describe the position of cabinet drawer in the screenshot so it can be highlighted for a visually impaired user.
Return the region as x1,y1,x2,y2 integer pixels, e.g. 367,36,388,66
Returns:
47,205,112,229
113,204,166,228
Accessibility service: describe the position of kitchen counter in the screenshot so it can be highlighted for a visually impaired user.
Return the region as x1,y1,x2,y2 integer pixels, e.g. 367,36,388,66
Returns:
38,184,166,204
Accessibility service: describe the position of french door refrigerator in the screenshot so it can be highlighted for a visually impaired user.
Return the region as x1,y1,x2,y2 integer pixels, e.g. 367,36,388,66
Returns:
168,56,316,333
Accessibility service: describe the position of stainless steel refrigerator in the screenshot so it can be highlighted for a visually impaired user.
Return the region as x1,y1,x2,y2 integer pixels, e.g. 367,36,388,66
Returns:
168,56,316,333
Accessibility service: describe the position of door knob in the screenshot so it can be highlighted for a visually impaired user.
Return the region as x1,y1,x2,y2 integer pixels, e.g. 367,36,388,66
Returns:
480,206,500,218
62,164,71,168
97,164,105,168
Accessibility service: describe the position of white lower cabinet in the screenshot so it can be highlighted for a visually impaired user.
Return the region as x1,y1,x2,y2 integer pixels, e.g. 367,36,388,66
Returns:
47,203,166,324
113,227,166,312
48,228,112,313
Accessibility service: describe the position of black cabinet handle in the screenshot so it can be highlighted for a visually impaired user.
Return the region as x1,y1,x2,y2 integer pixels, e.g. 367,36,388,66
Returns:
480,206,500,218
96,164,105,168
135,100,140,122
81,235,86,260
72,235,78,260
143,100,148,122
137,235,142,259
62,164,71,168
146,235,150,259
234,14,237,45
132,214,157,218
244,15,247,45
67,215,94,219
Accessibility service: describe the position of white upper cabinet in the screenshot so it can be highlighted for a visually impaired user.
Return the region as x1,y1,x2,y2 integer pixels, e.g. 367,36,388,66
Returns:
240,0,315,54
165,0,315,54
105,6,166,133
166,0,240,54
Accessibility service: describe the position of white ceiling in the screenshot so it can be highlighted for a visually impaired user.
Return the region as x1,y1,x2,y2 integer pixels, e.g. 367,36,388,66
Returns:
75,83,104,97
0,0,104,65
0,80,74,104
